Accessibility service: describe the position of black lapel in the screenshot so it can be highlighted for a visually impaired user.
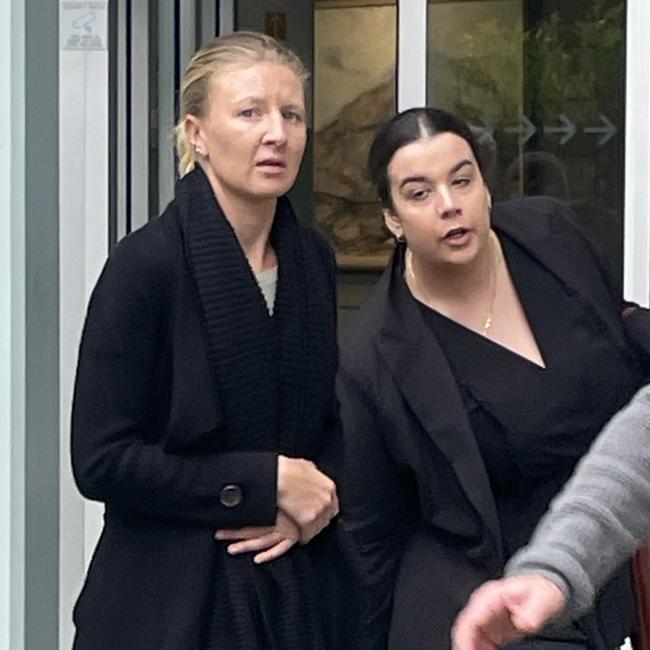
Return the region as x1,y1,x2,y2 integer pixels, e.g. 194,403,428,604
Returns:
271,202,339,458
270,197,309,455
174,167,279,451
376,249,502,553
493,199,629,356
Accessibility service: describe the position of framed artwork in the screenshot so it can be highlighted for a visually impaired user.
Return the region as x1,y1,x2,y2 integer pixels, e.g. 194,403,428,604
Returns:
314,0,397,269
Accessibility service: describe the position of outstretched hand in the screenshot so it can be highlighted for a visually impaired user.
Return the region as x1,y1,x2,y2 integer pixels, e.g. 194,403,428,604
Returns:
451,575,567,650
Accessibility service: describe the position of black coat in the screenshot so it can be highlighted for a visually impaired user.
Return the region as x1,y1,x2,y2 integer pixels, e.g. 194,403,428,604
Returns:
71,169,348,649
338,197,646,650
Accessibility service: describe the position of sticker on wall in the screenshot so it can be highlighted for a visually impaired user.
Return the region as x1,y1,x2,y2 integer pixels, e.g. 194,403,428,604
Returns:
61,1,107,51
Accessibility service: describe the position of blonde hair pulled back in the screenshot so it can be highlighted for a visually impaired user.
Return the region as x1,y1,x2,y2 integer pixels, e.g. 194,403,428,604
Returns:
174,31,308,177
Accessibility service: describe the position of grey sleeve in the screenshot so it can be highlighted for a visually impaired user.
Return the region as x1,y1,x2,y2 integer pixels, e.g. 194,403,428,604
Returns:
505,385,650,618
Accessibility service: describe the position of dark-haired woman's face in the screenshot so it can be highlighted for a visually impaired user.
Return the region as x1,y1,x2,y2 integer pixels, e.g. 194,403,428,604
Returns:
383,132,491,268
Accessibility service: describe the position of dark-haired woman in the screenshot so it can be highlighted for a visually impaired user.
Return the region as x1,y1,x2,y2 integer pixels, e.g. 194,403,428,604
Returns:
338,107,648,650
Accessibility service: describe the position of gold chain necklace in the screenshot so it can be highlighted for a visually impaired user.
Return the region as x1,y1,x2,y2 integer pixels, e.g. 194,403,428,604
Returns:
405,231,501,337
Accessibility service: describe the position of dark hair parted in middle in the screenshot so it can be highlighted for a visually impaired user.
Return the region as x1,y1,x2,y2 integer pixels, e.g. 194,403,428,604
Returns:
368,107,483,208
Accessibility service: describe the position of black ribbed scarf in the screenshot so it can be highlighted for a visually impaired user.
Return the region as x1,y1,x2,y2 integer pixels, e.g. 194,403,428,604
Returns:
173,167,335,649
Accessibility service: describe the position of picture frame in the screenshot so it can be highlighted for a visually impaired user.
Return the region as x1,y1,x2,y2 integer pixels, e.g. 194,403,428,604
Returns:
313,0,397,270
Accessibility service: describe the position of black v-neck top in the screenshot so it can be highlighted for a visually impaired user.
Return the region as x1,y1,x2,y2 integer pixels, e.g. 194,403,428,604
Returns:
419,233,641,560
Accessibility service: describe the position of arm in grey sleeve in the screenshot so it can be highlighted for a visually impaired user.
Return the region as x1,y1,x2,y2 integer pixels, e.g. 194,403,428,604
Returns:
505,385,650,618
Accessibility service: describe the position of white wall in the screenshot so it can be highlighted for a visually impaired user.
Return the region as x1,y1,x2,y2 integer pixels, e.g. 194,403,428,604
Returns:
1,1,26,648
0,1,15,648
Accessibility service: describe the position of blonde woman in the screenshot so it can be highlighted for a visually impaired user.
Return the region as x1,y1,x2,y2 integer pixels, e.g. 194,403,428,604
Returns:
71,32,349,650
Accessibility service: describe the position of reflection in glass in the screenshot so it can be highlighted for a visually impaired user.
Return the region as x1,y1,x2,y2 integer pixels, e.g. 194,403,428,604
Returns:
427,0,626,280
314,1,397,269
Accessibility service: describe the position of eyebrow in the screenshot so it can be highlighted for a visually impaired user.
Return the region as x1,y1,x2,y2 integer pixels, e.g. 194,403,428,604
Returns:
232,98,306,117
233,96,263,105
399,175,428,189
450,158,473,174
398,158,474,189
281,103,305,112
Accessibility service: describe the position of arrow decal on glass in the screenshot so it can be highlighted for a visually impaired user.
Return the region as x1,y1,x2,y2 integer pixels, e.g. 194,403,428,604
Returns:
469,119,495,144
584,114,617,146
544,114,576,145
505,115,536,145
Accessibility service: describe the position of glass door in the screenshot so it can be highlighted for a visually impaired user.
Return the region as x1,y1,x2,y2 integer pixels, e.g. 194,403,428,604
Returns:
427,0,627,281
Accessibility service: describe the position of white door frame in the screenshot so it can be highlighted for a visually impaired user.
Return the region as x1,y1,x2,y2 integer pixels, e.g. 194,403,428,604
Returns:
397,0,426,111
624,0,650,306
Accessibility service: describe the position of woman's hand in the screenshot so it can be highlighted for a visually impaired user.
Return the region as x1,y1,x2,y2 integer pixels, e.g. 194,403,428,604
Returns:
277,455,339,543
215,510,300,564
451,575,567,649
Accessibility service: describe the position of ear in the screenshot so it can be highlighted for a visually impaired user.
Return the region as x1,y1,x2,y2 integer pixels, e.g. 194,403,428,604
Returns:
184,114,207,155
485,185,492,211
383,207,403,240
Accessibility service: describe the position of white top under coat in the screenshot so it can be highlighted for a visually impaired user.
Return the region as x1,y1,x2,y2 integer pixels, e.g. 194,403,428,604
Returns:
255,265,278,315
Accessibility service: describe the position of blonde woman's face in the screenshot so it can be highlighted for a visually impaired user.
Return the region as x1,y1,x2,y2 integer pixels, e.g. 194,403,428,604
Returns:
190,62,307,206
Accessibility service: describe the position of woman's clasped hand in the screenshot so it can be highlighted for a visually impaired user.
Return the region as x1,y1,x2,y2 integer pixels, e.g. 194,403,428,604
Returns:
216,455,339,562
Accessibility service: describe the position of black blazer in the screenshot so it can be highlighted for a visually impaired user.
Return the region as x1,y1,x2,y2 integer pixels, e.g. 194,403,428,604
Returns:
71,171,345,649
338,197,645,650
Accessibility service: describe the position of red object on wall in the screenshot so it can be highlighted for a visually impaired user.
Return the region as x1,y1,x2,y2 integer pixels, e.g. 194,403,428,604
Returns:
632,542,650,650
265,13,287,41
